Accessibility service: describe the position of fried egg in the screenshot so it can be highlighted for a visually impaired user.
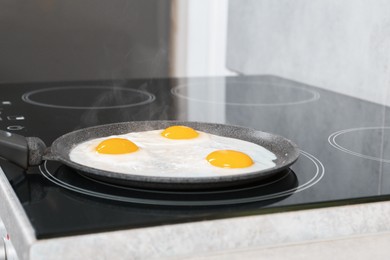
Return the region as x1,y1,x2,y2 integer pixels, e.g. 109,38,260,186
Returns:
69,125,277,177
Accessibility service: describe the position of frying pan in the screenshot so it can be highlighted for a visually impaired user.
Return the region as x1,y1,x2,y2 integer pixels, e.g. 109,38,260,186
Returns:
0,121,299,190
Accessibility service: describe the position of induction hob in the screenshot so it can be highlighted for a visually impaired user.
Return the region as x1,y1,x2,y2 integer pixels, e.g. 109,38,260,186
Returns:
1,75,389,240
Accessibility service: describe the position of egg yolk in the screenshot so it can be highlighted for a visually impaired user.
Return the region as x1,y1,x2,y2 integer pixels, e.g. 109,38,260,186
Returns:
96,138,139,154
161,125,199,139
206,150,254,168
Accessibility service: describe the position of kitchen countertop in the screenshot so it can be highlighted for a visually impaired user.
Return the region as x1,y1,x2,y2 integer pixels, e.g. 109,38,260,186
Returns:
186,231,390,260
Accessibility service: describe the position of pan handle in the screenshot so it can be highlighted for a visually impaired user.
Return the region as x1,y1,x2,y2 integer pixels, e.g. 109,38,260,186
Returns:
0,130,46,169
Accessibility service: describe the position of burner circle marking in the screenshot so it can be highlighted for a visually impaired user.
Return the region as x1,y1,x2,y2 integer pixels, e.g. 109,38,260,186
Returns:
328,126,390,163
22,86,155,109
171,82,320,106
39,150,324,206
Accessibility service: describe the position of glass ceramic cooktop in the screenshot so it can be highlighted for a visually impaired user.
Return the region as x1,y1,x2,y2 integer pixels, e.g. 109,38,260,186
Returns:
1,75,390,239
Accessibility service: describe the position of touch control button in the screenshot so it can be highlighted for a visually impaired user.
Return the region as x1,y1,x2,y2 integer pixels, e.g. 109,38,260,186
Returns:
7,116,25,121
7,125,24,131
1,101,11,105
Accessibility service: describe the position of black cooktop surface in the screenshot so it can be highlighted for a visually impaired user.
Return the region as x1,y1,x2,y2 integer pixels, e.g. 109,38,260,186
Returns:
1,75,390,239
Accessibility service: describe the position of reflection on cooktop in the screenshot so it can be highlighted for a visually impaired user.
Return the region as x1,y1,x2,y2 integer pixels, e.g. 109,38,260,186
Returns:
40,161,298,206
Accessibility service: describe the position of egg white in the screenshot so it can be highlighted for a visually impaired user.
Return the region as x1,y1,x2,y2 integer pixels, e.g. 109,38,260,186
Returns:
69,129,277,177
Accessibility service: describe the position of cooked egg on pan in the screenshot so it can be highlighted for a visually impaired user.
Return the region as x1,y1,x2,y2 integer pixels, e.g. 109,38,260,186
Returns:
69,125,277,177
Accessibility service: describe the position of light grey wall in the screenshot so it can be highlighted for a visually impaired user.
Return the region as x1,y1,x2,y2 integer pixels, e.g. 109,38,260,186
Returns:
0,0,171,83
226,0,390,105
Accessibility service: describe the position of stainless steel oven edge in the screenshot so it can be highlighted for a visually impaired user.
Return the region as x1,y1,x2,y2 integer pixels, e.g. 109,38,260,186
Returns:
0,167,35,260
